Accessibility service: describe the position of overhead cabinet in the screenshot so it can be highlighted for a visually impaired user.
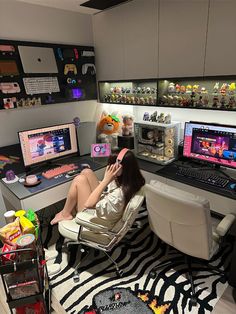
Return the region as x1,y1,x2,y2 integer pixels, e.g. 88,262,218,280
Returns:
93,0,158,81
204,0,236,76
158,0,209,78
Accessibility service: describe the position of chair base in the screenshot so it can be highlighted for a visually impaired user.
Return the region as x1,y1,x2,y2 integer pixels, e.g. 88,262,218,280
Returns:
65,241,123,282
150,254,226,306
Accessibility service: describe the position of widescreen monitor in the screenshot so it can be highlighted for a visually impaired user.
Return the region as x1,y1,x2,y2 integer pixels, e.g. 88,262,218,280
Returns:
18,123,78,167
183,121,236,169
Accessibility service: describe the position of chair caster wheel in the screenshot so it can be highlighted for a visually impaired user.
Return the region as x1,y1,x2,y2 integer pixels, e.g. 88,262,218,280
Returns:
116,269,123,277
73,272,80,283
150,271,157,279
190,296,197,306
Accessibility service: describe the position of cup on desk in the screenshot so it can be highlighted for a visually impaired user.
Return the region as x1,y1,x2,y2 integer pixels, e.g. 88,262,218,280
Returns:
4,210,16,224
25,175,38,185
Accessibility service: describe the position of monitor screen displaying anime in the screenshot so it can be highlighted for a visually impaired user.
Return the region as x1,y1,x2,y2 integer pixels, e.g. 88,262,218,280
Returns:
183,121,236,169
18,123,78,167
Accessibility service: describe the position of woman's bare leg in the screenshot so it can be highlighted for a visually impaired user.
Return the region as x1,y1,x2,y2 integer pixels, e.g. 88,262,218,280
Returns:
50,174,92,225
80,168,100,191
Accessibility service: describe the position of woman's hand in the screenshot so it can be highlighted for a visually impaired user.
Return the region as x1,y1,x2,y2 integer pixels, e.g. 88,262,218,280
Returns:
102,163,122,184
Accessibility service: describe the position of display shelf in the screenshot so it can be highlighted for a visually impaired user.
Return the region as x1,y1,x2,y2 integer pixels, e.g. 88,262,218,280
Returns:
158,76,236,111
98,79,157,106
99,76,236,111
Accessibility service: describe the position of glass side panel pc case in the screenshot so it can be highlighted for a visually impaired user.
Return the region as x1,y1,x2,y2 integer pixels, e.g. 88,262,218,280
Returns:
134,121,180,165
99,80,157,106
18,123,78,167
183,121,236,169
158,78,236,110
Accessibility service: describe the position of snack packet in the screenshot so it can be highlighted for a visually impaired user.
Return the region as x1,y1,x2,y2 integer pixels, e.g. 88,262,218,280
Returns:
0,218,22,245
15,210,35,235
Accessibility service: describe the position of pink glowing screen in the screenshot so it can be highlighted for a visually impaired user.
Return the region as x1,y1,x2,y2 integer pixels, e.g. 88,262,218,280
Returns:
183,122,236,168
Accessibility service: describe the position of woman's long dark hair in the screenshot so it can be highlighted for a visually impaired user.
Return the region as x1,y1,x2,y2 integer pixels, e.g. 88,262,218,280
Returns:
108,150,145,209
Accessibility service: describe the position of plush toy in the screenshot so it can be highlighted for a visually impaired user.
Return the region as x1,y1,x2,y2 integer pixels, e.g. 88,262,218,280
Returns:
121,114,134,136
97,112,120,150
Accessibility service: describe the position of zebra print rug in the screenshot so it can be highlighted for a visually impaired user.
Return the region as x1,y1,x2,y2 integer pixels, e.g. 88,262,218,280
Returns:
42,207,232,314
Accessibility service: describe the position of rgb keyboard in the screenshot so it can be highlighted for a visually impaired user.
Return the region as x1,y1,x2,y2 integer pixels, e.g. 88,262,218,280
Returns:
42,164,78,179
176,167,230,188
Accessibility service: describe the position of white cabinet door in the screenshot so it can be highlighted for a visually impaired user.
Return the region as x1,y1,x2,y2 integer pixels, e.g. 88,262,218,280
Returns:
123,0,158,79
205,0,236,76
158,0,209,78
93,5,125,81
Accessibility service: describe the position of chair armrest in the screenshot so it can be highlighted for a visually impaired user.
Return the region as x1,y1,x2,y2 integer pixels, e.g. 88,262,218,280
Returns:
75,211,110,232
216,214,235,237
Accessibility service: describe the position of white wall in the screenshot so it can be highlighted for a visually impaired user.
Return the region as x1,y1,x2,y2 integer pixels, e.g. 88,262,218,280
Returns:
0,0,97,224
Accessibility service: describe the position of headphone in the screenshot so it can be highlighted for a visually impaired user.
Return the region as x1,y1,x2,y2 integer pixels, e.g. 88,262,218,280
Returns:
116,148,129,164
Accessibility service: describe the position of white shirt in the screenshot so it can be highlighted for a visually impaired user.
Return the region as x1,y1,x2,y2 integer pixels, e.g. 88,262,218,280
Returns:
95,180,124,228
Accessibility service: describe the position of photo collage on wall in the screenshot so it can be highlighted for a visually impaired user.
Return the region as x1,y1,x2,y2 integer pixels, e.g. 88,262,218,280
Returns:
0,39,97,110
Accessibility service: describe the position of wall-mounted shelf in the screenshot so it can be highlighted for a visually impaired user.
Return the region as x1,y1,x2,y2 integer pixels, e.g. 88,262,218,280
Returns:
98,79,157,106
98,76,236,111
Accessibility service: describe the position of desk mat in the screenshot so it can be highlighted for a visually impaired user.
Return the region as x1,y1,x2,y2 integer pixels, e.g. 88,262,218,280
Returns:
23,159,104,194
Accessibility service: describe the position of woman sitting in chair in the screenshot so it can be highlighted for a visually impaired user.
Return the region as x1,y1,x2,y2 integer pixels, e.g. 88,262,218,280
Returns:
50,149,145,227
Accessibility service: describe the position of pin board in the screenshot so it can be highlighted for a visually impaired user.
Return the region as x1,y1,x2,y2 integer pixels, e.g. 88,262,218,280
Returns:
0,39,97,110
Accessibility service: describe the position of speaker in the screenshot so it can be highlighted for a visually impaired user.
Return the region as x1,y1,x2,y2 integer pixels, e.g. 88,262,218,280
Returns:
76,121,96,156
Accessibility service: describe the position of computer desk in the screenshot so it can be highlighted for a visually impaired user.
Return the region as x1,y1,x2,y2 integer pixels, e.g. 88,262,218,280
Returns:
0,156,106,212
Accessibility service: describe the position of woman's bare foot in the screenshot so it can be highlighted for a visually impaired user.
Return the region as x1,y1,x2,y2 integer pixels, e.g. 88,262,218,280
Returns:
50,211,73,225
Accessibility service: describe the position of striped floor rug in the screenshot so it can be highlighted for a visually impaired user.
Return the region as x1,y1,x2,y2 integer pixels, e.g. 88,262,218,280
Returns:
41,207,232,314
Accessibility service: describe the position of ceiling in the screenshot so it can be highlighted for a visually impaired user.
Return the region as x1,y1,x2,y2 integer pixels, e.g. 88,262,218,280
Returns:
14,0,132,14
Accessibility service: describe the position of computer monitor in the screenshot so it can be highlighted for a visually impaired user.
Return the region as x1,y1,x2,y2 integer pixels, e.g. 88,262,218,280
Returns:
183,121,236,169
18,123,78,167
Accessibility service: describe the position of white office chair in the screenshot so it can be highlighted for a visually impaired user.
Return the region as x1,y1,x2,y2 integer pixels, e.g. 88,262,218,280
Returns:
145,180,235,306
58,188,144,282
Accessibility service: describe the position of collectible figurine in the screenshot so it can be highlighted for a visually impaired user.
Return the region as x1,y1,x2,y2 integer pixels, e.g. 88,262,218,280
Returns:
139,97,145,105
212,95,219,108
186,85,192,94
168,82,176,93
148,96,154,105
229,82,236,95
203,95,209,107
197,96,203,107
193,85,199,93
121,114,134,136
227,96,236,109
157,112,165,123
175,84,181,93
143,112,150,121
164,113,171,124
167,95,174,105
213,82,219,93
130,96,135,104
180,85,186,93
220,83,227,96
201,87,208,94
149,111,158,122
220,96,226,108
